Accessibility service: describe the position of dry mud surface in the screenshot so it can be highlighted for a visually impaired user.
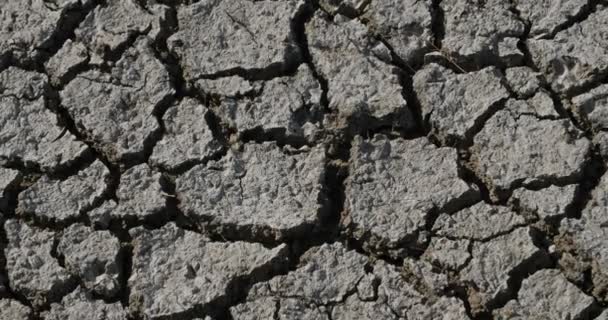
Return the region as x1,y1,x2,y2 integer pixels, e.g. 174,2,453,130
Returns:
2,0,608,319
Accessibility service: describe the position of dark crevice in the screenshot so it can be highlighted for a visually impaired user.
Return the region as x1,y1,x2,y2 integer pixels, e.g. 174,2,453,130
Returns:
430,0,445,48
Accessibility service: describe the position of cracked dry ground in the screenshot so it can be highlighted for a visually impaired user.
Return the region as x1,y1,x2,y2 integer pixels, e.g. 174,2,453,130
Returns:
4,1,608,320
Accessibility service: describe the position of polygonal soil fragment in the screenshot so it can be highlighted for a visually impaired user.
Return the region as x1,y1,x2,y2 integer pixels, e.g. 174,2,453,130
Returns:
177,142,326,241
168,0,303,79
433,203,526,241
17,160,109,223
113,163,166,222
514,0,589,37
60,38,174,162
198,65,323,143
44,39,89,85
0,167,20,211
571,83,608,132
128,223,288,319
460,227,550,311
510,184,578,220
505,92,560,118
505,66,543,98
529,6,608,94
3,219,74,307
0,67,88,172
150,97,223,170
361,0,432,64
472,108,590,196
42,287,128,320
318,0,367,16
74,0,169,64
57,224,122,298
231,243,470,320
440,0,525,65
344,135,479,257
306,14,415,132
0,0,90,66
423,237,471,271
413,63,509,143
0,298,32,319
560,173,608,298
494,269,595,319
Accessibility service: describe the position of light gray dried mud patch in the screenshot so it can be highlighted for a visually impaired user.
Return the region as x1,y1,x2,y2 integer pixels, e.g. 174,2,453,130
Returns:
306,13,415,132
0,0,90,67
571,83,608,132
177,142,326,241
198,65,323,144
0,167,20,211
361,0,433,65
45,39,89,85
472,107,590,197
441,0,525,66
0,298,32,320
128,223,288,319
510,184,578,220
3,219,75,307
57,224,122,298
73,0,169,65
413,63,509,143
529,6,608,95
60,38,174,162
514,0,589,37
344,135,479,257
0,67,88,171
505,66,543,99
231,243,470,320
460,227,551,313
560,172,608,301
168,0,303,79
42,287,128,320
494,269,595,320
150,97,223,171
17,160,109,223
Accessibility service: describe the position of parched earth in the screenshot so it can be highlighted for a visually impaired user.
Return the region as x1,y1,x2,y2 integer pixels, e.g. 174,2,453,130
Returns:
2,0,608,319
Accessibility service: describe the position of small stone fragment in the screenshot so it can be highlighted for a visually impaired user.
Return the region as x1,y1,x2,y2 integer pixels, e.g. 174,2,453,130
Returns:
361,0,432,64
200,65,323,143
571,83,608,132
493,269,595,320
17,160,109,223
43,287,128,320
177,142,326,241
473,109,590,195
57,224,122,298
344,135,479,256
505,66,542,98
441,0,525,65
168,0,303,79
150,98,223,170
0,298,32,320
129,223,288,318
413,63,509,142
44,39,89,85
460,227,550,309
306,13,414,131
74,0,169,64
433,203,526,241
423,237,471,270
60,38,174,161
87,200,118,228
0,67,88,171
114,164,166,221
529,7,608,94
4,219,74,307
510,184,578,220
515,0,589,37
